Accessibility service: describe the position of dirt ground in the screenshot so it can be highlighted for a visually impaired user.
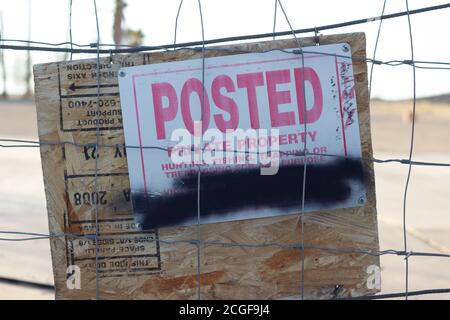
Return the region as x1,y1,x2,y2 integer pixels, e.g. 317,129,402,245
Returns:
0,99,450,299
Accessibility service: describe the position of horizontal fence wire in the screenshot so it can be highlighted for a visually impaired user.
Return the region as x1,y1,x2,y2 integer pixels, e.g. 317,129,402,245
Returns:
1,138,450,168
0,277,54,291
2,229,450,259
0,3,449,54
2,41,450,71
1,0,450,300
1,274,450,300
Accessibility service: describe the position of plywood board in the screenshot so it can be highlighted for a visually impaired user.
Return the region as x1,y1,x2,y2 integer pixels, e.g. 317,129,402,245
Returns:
33,32,380,299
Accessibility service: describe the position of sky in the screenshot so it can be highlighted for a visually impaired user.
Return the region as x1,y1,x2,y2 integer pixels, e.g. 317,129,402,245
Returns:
1,0,450,100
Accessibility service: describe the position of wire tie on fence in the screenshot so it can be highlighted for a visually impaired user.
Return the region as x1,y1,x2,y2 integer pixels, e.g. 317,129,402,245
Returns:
404,251,413,260
292,48,303,55
187,239,201,246
332,284,344,298
372,59,383,65
90,42,98,48
108,49,113,64
403,59,414,66
314,27,320,45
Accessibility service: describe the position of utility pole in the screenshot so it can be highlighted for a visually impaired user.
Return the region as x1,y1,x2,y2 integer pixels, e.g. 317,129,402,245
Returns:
113,1,144,47
113,0,126,47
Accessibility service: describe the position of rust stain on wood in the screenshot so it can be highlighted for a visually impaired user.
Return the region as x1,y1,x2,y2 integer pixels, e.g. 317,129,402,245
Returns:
263,249,301,270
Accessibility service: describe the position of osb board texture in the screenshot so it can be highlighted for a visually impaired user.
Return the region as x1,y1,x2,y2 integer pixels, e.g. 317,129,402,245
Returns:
33,32,379,300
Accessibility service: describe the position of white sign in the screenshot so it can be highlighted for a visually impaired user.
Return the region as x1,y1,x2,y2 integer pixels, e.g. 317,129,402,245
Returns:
118,43,365,229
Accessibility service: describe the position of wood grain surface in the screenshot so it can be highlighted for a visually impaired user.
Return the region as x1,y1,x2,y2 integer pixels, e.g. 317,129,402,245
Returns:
33,32,379,299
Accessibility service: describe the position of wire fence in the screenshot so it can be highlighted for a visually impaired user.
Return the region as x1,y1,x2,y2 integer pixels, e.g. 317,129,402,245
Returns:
0,0,450,300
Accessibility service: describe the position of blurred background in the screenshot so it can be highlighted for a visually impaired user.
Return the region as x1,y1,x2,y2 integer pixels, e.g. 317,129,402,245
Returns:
0,0,450,299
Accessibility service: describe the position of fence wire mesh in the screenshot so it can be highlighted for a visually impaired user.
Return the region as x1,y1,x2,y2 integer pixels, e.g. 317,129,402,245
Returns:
0,0,450,300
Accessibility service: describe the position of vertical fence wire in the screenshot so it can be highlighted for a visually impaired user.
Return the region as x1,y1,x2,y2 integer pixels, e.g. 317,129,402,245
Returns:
196,0,206,300
172,0,204,299
174,0,184,49
92,0,101,300
69,0,73,60
368,0,387,98
272,0,278,41
403,0,416,300
276,0,308,300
